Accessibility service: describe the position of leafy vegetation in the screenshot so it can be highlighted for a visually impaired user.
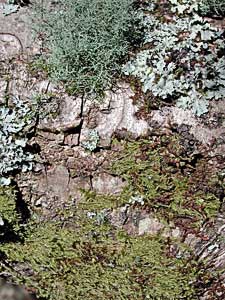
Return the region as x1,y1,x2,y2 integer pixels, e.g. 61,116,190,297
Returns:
123,0,225,116
32,0,137,96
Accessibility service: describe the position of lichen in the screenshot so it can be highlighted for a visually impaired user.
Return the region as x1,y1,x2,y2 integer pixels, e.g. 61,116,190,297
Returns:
123,0,225,116
0,95,36,185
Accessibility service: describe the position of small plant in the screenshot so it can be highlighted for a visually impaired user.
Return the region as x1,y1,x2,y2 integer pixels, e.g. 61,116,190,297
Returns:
123,0,225,116
33,0,137,96
0,96,36,185
0,1,19,15
110,137,221,228
81,129,100,152
129,194,145,206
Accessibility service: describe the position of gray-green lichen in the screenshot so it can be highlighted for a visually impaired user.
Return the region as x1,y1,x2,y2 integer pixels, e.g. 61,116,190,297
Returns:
123,0,225,116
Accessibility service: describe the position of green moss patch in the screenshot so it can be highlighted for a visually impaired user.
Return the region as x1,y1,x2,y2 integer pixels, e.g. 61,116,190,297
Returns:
0,186,20,236
0,213,203,300
109,136,221,230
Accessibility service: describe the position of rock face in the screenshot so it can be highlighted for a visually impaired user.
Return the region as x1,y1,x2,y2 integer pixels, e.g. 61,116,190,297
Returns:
138,216,164,236
149,102,225,156
0,6,41,56
0,33,22,58
38,95,82,133
92,173,126,195
25,164,91,214
0,282,33,300
81,84,149,147
95,85,149,146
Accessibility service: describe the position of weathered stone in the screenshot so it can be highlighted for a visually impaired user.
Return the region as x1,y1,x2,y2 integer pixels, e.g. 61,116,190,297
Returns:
92,173,126,195
109,205,130,228
184,233,201,248
38,131,65,144
0,6,40,55
138,216,164,236
0,79,7,103
64,134,79,147
171,227,181,238
81,84,149,147
68,177,91,202
150,103,225,156
0,33,22,58
38,95,82,133
37,80,57,94
37,165,70,204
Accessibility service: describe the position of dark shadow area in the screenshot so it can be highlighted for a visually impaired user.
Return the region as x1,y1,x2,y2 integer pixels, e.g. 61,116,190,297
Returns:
13,182,31,223
0,220,22,243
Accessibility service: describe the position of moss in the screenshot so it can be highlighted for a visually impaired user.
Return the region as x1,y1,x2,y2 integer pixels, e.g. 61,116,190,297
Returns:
110,136,221,229
0,186,20,235
0,211,201,300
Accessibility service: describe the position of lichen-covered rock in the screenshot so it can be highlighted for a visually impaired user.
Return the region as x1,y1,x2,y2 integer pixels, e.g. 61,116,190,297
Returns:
138,216,164,235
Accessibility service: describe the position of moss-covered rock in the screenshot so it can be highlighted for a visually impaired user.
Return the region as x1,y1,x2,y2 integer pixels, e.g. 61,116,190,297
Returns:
0,135,222,299
109,136,221,230
0,214,202,300
0,186,20,236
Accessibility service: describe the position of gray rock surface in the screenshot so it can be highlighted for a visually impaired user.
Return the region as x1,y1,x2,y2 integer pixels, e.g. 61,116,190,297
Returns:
38,95,82,133
81,84,149,147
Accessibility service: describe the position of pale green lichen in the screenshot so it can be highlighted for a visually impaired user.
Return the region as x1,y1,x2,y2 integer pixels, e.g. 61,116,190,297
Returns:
0,95,36,185
81,129,100,152
123,0,225,116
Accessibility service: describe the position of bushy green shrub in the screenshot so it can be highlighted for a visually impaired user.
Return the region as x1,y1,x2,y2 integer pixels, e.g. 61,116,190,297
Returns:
33,0,137,95
199,0,225,16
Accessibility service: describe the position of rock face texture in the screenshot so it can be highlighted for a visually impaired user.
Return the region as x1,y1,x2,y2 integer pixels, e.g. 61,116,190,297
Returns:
92,173,126,195
38,95,83,134
149,101,225,156
82,85,149,147
0,33,22,58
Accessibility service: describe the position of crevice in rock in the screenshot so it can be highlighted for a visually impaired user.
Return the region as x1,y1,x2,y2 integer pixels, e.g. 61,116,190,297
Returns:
13,183,30,224
77,119,83,146
79,93,85,118
89,174,94,190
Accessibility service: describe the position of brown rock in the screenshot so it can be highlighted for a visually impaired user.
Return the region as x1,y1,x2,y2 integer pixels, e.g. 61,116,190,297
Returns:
92,173,126,195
